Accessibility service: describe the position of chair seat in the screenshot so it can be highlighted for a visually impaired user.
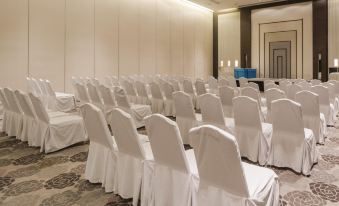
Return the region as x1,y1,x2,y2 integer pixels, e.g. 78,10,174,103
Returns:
49,114,83,125
242,162,278,197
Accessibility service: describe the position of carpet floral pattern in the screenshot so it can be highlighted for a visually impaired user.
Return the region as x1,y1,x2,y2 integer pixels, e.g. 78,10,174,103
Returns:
0,124,339,205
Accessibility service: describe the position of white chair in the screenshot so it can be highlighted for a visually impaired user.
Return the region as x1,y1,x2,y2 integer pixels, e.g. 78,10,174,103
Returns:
218,78,229,87
135,81,151,106
295,79,307,84
248,82,259,91
219,86,235,118
74,83,91,105
233,96,272,165
279,80,291,93
145,114,198,206
109,108,153,206
123,80,138,104
199,93,235,134
44,80,75,112
287,84,302,100
189,125,279,206
297,81,311,91
241,87,267,121
296,91,327,144
14,90,39,144
264,83,279,91
29,93,87,153
162,82,175,116
170,79,181,92
265,88,286,123
227,76,238,88
239,77,248,88
3,88,23,138
311,85,335,125
183,79,197,108
114,87,151,128
195,80,207,96
87,83,104,111
208,76,218,94
0,88,9,133
98,85,117,118
149,82,165,114
269,99,318,175
173,91,201,145
310,79,322,86
80,103,117,193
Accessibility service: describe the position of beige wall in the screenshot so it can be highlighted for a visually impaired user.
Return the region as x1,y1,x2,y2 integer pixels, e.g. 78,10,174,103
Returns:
251,2,313,79
218,12,241,77
329,0,339,67
0,0,213,92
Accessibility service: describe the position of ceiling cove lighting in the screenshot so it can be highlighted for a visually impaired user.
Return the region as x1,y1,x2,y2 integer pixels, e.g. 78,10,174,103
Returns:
181,0,214,12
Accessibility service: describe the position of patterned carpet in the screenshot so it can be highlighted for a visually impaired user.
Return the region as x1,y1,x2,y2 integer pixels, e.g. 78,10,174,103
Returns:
0,123,339,206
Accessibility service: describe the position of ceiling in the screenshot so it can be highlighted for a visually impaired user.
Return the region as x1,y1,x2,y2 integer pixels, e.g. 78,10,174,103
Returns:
188,0,286,12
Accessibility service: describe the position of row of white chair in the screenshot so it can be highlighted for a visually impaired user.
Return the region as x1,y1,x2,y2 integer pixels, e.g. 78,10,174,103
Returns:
81,103,280,206
0,87,87,153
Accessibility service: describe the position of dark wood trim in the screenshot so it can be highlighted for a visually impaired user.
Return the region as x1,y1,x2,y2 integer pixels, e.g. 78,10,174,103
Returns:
240,8,251,68
240,0,312,10
313,0,328,81
213,13,218,78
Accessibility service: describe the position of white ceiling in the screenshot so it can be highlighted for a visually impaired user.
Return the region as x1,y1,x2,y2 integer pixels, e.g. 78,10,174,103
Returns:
188,0,286,11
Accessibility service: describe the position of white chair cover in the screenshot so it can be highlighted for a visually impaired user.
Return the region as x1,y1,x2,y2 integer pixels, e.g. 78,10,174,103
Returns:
311,85,335,125
218,78,229,87
173,91,201,144
145,114,198,206
135,81,151,105
296,91,327,144
208,77,218,94
195,80,207,96
170,79,181,91
3,88,23,138
189,125,279,206
0,89,9,132
241,87,267,121
87,83,104,111
287,84,302,100
162,82,175,116
98,85,117,117
114,87,151,128
248,82,259,91
29,93,87,153
279,80,291,93
44,80,75,112
264,83,279,91
233,96,272,165
310,79,321,86
219,86,235,117
239,77,248,88
297,81,311,91
227,76,238,88
110,108,153,206
14,90,39,144
74,83,91,105
269,99,318,175
80,103,117,192
183,79,197,108
199,93,235,134
123,80,138,104
149,82,165,114
265,88,286,123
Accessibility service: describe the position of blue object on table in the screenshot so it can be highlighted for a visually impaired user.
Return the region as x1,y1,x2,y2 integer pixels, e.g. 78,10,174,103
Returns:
234,68,257,78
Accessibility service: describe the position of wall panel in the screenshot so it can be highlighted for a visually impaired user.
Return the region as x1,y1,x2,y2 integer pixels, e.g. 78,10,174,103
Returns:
95,0,119,79
65,0,94,92
119,0,139,76
0,0,28,90
183,6,196,78
139,0,156,75
156,0,171,75
29,0,65,91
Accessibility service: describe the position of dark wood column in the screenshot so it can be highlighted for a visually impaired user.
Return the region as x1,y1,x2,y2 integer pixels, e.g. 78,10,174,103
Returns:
240,8,252,68
213,13,218,78
313,0,328,81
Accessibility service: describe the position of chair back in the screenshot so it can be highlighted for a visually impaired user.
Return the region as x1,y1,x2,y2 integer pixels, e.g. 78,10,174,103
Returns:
87,83,103,105
265,88,286,111
75,83,91,103
98,85,116,107
162,82,174,100
135,81,149,98
145,114,190,173
114,87,131,109
15,90,36,118
189,125,249,197
3,88,22,114
287,84,302,100
199,93,225,128
29,93,50,123
219,86,235,117
195,80,207,95
173,91,196,120
183,79,195,94
241,87,261,105
310,79,321,86
150,82,163,100
239,77,248,87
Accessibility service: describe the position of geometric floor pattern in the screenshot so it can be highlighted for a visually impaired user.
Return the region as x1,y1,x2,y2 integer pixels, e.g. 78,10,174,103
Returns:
0,124,339,205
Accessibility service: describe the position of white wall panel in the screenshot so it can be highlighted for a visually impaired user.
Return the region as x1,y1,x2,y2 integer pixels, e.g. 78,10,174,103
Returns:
65,0,94,92
29,0,65,91
0,0,28,90
195,11,205,79
139,0,156,75
183,6,196,78
119,0,139,76
95,0,119,79
170,0,184,76
156,0,171,75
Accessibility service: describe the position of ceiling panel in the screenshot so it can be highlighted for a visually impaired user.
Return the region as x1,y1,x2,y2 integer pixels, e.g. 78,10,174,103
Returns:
188,0,285,11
